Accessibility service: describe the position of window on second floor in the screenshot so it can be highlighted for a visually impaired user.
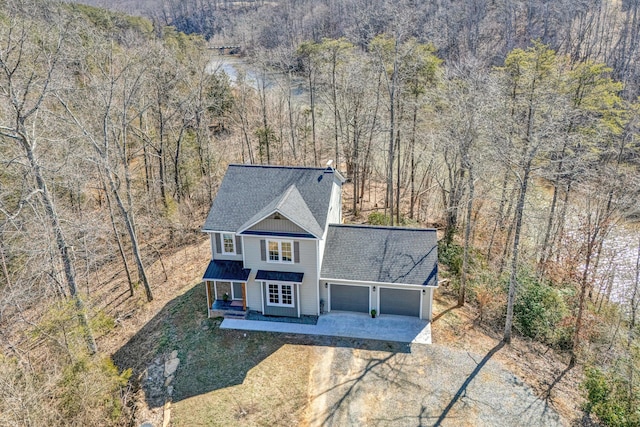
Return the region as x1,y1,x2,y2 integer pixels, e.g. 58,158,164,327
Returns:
222,233,235,254
267,239,293,263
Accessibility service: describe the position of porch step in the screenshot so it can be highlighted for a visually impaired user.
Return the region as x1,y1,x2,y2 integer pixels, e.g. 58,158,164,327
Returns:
223,311,247,319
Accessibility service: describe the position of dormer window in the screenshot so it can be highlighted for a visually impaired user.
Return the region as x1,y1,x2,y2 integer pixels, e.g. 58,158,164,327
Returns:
222,233,236,254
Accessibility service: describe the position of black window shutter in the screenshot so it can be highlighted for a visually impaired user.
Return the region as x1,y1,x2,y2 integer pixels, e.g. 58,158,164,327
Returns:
260,240,266,261
215,233,222,253
294,241,300,263
236,235,242,254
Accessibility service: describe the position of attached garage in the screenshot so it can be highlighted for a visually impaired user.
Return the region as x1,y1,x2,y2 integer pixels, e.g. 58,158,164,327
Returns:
330,284,370,313
321,224,438,320
379,288,420,317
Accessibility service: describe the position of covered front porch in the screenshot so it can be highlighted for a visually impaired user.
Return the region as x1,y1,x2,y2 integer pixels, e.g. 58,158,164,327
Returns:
203,260,251,318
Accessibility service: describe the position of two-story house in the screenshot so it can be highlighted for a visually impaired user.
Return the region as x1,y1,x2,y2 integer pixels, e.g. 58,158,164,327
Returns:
202,164,438,321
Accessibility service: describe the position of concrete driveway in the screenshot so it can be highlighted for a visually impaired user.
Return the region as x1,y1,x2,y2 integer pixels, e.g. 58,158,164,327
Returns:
221,312,432,344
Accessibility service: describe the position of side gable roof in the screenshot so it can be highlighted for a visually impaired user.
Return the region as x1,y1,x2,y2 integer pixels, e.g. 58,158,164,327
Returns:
203,164,344,235
320,224,438,286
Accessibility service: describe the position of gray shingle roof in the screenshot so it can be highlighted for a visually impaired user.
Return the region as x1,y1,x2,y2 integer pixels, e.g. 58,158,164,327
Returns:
203,164,344,235
320,224,438,286
237,184,323,237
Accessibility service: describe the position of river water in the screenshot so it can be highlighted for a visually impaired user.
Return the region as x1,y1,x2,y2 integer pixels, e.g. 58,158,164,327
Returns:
207,55,306,97
598,225,640,304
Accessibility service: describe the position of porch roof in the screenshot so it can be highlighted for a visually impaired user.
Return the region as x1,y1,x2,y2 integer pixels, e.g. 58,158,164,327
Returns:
203,260,251,282
255,269,304,283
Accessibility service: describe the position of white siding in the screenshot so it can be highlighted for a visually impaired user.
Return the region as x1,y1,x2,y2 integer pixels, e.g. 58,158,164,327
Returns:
210,232,243,261
319,280,329,309
246,271,262,311
327,181,342,225
422,287,434,321
209,233,215,259
248,216,308,234
319,180,341,286
243,235,319,316
318,234,327,282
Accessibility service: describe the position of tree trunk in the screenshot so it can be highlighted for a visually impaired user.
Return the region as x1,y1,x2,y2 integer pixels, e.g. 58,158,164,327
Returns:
499,186,519,276
539,141,568,275
287,69,298,161
308,68,318,166
173,126,186,202
628,236,640,410
361,72,382,208
409,99,418,219
107,172,154,302
332,55,339,167
101,171,134,297
385,42,399,226
156,99,169,211
352,108,359,215
571,220,596,365
487,167,511,260
459,158,474,307
504,160,533,343
259,71,271,164
396,126,401,224
22,139,97,354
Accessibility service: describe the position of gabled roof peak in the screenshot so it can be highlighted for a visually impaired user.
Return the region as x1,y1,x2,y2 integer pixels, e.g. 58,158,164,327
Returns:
275,184,298,210
203,164,341,234
236,181,323,238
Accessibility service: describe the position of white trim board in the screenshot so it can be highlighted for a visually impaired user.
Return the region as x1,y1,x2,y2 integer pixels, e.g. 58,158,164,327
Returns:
320,277,438,288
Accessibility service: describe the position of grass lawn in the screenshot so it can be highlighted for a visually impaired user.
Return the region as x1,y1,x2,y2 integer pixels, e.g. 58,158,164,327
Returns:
171,330,312,426
116,282,314,426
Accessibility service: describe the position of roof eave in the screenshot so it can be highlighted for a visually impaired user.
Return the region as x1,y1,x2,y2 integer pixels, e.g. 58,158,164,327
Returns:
236,208,323,239
318,277,439,287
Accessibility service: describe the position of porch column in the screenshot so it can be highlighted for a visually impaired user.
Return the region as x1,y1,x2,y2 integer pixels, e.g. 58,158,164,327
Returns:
242,283,247,311
206,281,212,317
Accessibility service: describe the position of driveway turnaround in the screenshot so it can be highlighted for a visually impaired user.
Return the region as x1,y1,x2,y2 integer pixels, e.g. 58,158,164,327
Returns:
220,312,432,344
304,342,564,427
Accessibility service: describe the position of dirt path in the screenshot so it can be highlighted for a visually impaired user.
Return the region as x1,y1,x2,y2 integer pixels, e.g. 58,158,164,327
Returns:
304,343,565,427
306,346,335,427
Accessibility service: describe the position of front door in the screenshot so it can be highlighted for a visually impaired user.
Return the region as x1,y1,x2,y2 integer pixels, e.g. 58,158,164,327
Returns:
232,282,243,300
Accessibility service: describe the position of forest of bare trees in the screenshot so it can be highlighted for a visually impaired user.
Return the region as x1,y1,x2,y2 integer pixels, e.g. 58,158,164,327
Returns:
85,0,640,102
1,0,640,425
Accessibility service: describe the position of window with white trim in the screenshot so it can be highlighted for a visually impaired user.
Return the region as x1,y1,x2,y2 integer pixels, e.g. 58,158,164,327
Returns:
267,283,294,307
222,233,235,254
267,239,294,263
281,241,292,262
